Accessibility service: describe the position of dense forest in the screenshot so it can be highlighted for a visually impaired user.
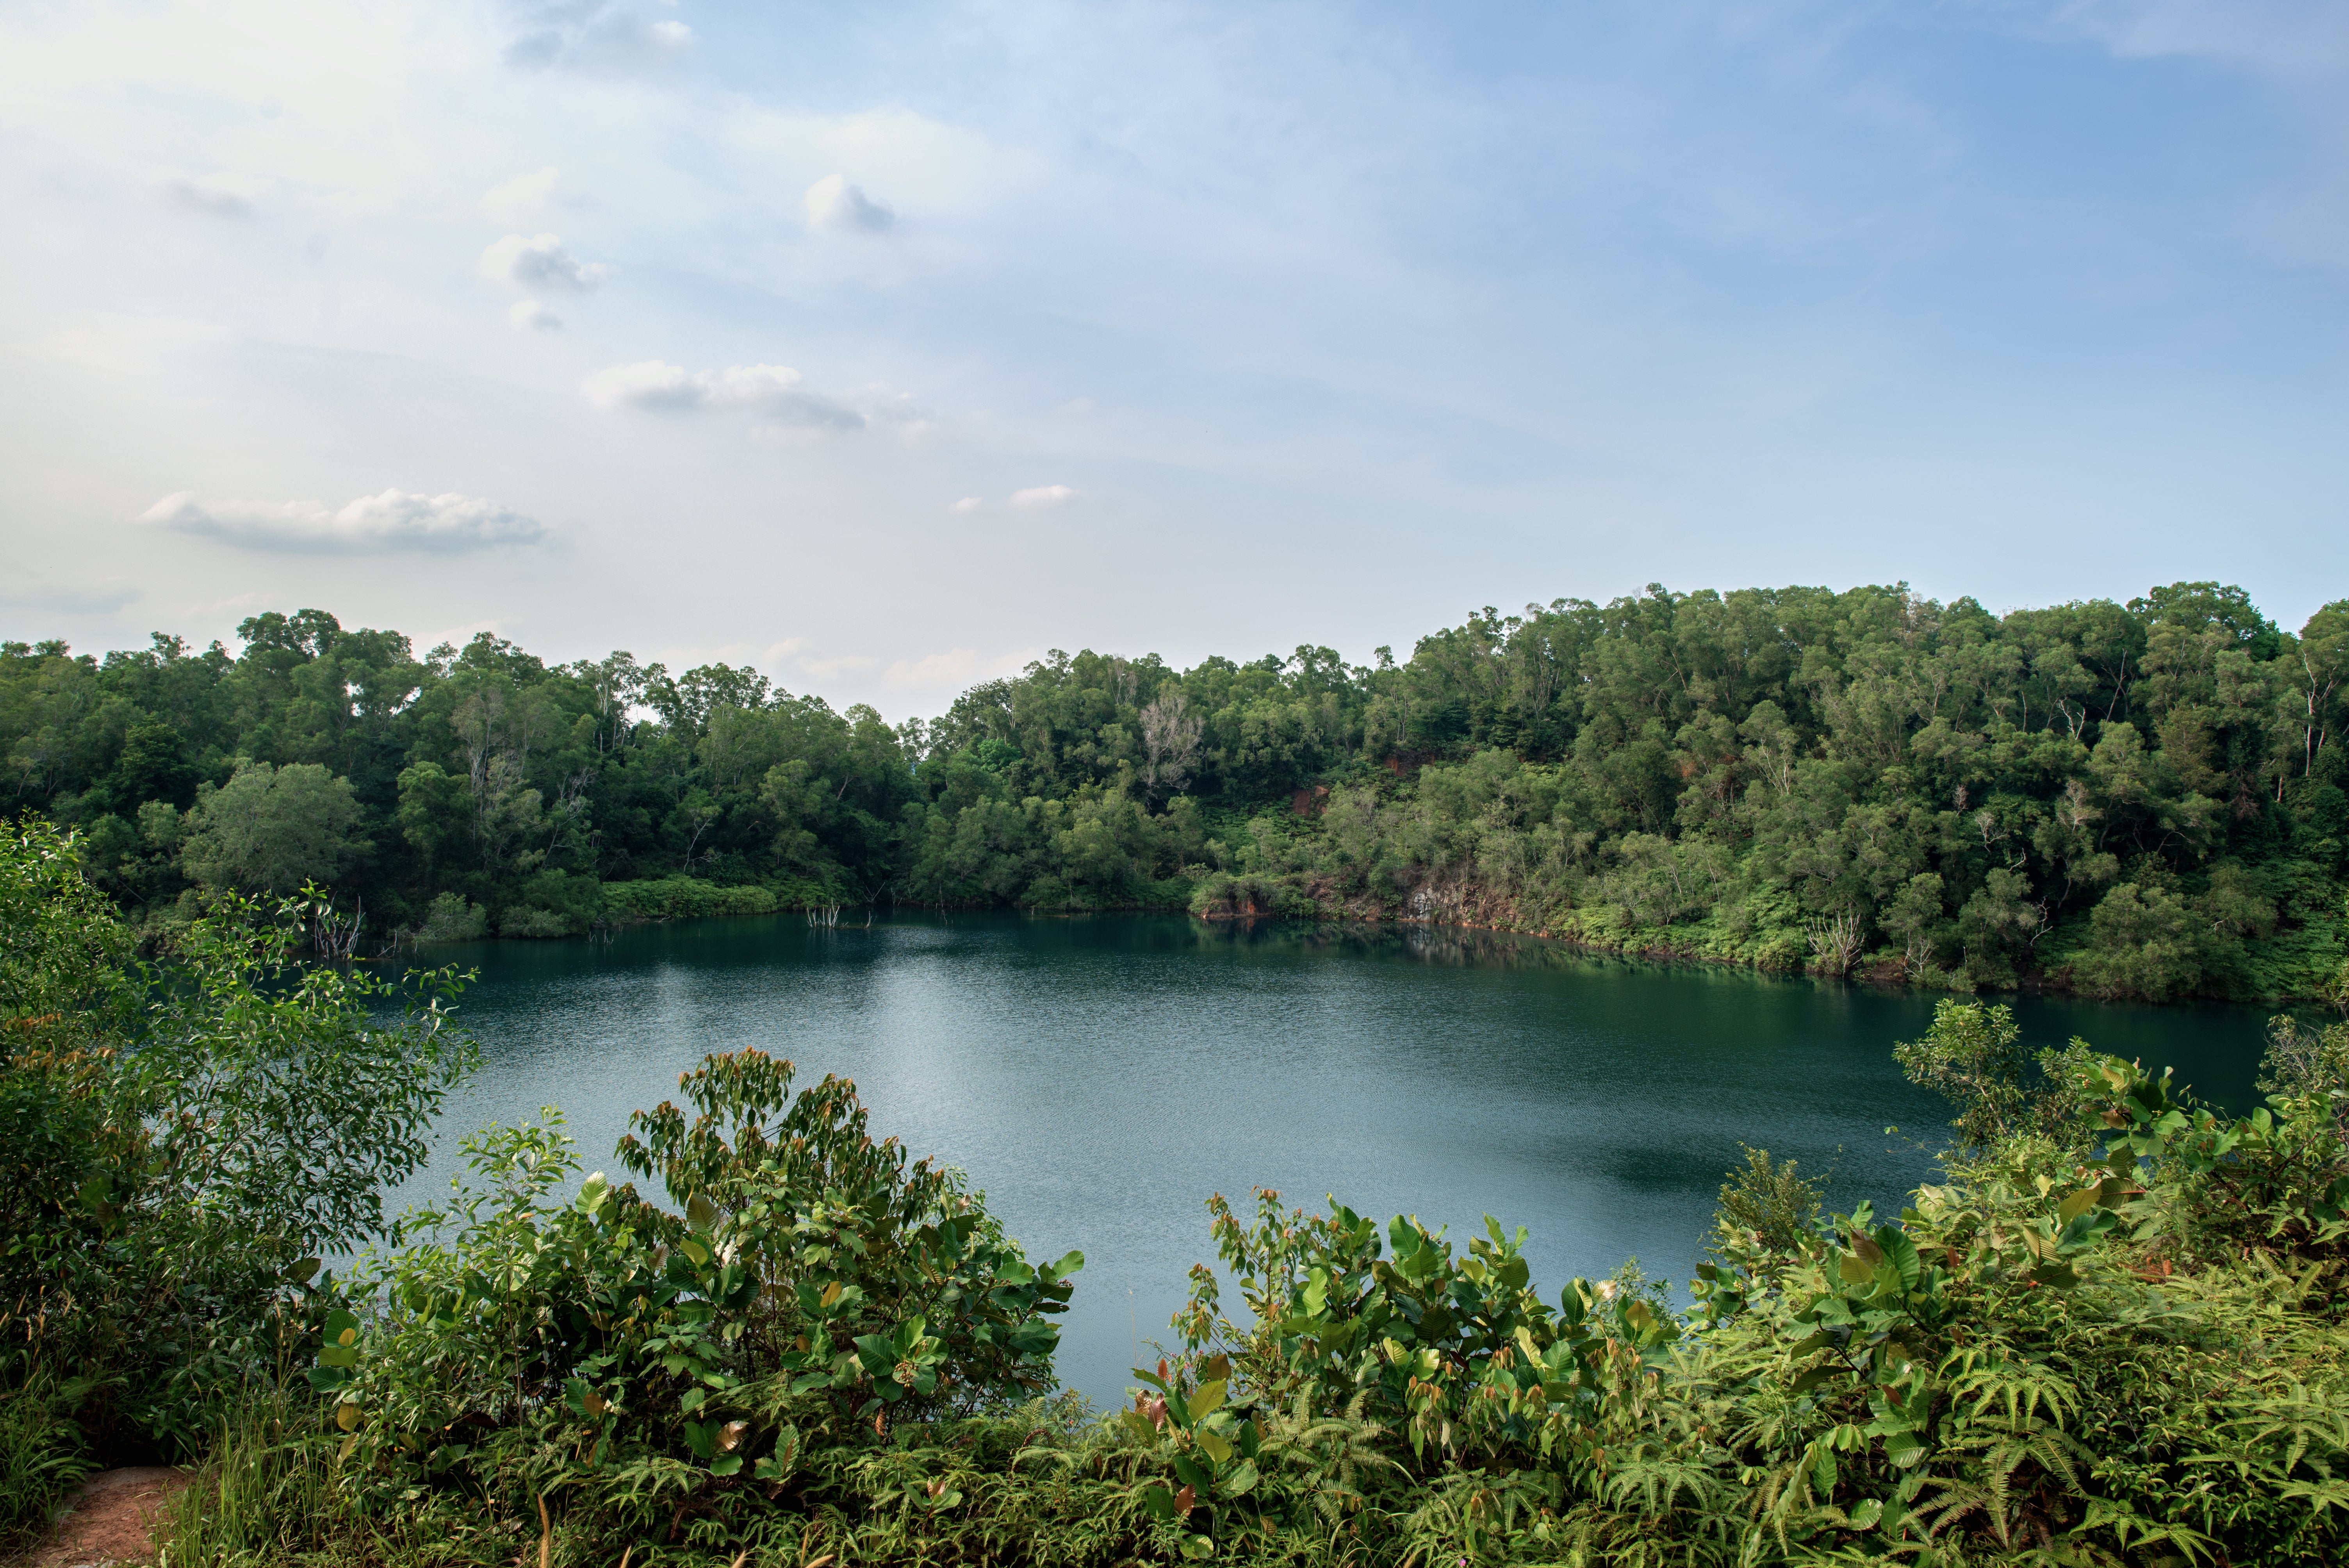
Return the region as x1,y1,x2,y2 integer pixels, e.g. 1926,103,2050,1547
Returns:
5,579,2345,1002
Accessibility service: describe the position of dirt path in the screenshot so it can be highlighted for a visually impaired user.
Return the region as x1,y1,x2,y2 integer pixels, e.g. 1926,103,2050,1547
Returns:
30,1469,191,1568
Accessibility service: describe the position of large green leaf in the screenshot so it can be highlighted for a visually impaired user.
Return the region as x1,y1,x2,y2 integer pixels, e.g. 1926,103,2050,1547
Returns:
1874,1226,1921,1292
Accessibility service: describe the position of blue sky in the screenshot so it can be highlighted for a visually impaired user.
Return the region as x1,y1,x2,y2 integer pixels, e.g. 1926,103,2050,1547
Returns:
1,0,2342,713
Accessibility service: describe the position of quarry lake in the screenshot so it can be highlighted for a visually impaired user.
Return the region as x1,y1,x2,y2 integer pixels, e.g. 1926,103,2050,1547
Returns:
391,912,2280,1406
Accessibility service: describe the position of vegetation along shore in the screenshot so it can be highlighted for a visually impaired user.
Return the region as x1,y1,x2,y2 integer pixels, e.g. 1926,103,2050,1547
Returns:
4,578,2345,1003
7,816,2349,1565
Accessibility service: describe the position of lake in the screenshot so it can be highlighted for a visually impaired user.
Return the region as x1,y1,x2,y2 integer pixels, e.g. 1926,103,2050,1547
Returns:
390,912,2279,1407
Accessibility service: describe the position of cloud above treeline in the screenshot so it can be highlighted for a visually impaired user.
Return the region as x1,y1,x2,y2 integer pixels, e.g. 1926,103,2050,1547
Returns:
580,361,865,428
477,232,606,291
141,490,549,553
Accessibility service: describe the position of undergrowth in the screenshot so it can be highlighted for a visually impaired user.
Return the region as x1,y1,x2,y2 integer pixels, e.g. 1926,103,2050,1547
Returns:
0,1372,92,1552
135,1007,2349,1568
10,809,2349,1566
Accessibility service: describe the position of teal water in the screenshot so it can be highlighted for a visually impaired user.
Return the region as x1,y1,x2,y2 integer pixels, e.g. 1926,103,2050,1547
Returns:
392,913,2278,1407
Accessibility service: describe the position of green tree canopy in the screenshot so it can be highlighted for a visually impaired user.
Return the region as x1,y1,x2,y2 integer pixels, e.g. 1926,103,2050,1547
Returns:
179,760,367,894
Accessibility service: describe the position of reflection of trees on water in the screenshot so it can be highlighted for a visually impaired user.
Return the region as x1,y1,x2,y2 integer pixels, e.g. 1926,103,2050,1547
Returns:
886,907,1856,995
1180,916,1834,989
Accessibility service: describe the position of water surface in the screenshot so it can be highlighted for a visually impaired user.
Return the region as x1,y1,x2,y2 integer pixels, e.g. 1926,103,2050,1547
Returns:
393,913,2277,1406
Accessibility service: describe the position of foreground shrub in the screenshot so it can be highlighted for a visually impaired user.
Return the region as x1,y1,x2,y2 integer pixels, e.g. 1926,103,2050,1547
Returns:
217,1015,2343,1566
16,813,2349,1563
1,817,478,1457
317,1051,1081,1538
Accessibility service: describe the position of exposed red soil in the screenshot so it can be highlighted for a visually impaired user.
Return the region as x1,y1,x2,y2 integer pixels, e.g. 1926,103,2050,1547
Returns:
29,1469,191,1568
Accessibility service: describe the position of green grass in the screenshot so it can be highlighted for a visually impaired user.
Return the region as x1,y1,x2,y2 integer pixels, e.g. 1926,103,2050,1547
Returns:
0,1370,93,1552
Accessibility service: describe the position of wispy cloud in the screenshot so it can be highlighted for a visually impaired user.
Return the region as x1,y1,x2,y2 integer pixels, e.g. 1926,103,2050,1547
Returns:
477,233,607,291
161,176,258,219
804,174,895,233
503,1,692,74
2057,0,2349,82
509,298,563,331
581,362,865,429
949,486,1081,513
141,490,550,554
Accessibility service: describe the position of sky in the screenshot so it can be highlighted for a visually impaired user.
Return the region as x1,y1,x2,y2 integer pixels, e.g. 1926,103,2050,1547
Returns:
2,0,2344,719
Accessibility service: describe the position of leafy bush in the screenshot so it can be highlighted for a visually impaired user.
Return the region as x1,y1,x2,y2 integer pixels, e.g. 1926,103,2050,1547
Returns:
2072,879,2209,999
1189,872,1319,919
1893,998,2103,1150
314,1051,1082,1534
18,811,2349,1563
602,877,781,921
414,890,488,942
1709,1143,1825,1263
2,820,478,1455
497,904,571,938
518,868,604,932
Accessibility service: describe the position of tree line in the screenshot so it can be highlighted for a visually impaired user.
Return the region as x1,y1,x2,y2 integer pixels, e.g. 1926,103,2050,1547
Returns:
4,579,2344,1001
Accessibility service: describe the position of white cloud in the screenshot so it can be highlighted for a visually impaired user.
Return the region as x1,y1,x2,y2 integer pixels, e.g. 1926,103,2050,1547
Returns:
845,388,934,445
504,2,694,73
481,166,563,221
950,486,1080,513
804,174,895,233
160,176,258,219
477,233,607,292
141,490,550,554
581,361,865,428
508,298,563,331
